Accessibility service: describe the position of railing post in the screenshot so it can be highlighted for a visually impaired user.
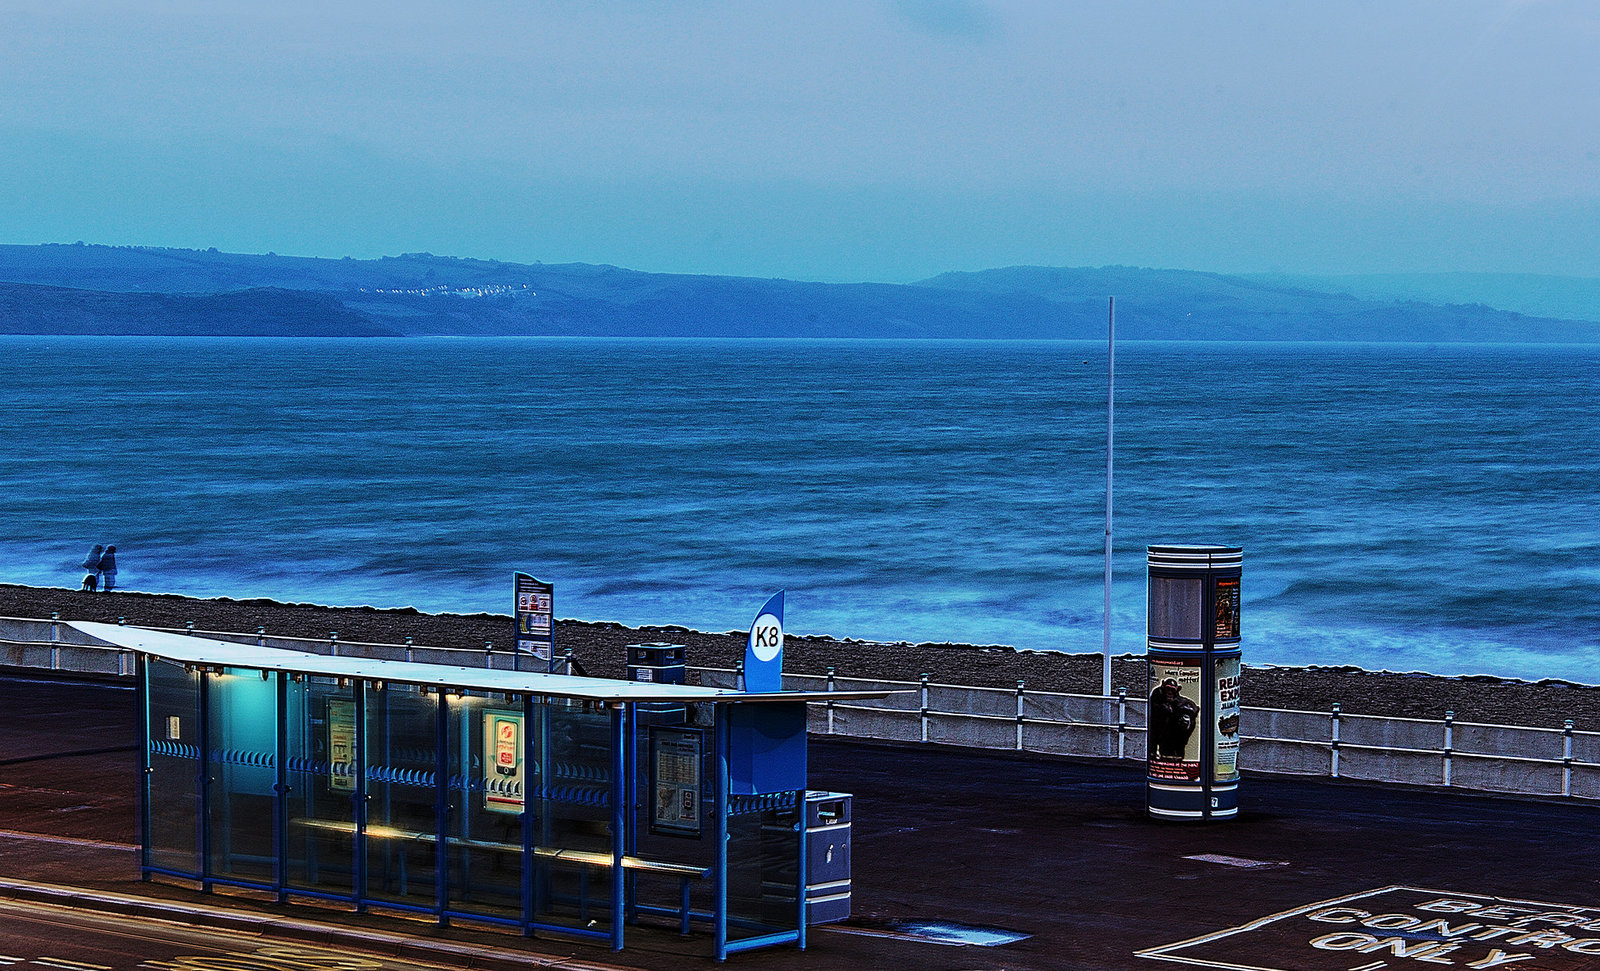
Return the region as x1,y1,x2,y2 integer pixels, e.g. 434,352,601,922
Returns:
404,636,414,662
825,666,836,736
257,626,266,647
1443,710,1455,787
1330,703,1342,779
50,612,60,670
919,673,930,744
329,631,339,657
1564,719,1575,797
735,659,745,691
1116,687,1127,760
485,640,494,669
1015,680,1026,752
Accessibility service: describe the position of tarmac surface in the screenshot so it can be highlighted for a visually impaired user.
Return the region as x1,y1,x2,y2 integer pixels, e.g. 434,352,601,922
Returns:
5,672,1600,970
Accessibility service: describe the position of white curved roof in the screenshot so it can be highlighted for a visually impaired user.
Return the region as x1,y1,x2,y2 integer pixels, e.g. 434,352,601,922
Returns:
71,621,893,704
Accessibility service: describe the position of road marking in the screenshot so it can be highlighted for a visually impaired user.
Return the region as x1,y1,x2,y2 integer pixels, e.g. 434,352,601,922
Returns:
1183,853,1287,869
1137,886,1600,970
0,829,139,851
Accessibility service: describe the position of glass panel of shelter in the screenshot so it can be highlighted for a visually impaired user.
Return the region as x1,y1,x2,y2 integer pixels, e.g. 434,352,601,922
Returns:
284,675,358,897
362,681,441,912
533,696,617,934
444,689,523,922
205,667,278,887
143,658,200,877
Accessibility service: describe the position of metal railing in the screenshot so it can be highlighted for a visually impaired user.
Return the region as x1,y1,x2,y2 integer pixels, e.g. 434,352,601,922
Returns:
5,616,1598,802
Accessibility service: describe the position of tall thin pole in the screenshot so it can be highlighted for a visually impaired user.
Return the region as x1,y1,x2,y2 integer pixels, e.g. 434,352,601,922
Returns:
1103,296,1115,698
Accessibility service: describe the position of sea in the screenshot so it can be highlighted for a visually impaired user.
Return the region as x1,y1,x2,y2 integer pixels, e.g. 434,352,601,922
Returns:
2,336,1596,683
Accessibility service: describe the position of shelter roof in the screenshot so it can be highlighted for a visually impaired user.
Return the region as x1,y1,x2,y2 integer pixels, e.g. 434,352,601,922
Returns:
70,621,893,704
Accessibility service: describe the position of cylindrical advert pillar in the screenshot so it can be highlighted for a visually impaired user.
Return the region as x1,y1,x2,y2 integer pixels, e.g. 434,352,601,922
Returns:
1146,545,1242,821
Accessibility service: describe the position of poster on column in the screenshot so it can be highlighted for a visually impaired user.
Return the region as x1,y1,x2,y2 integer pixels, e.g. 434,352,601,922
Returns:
483,710,525,814
1214,656,1241,783
1148,660,1202,781
1214,577,1241,639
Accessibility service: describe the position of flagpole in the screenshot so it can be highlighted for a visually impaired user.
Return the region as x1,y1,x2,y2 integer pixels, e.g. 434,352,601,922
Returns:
1103,296,1115,698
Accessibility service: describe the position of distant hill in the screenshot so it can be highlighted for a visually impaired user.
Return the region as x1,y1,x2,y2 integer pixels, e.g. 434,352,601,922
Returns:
914,266,1600,342
1,243,1597,342
0,283,398,337
1245,271,1600,325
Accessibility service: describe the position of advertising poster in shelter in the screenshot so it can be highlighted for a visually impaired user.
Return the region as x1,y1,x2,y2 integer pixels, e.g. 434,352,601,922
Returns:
650,727,703,837
1148,660,1203,781
1214,656,1242,782
327,698,356,792
483,710,525,814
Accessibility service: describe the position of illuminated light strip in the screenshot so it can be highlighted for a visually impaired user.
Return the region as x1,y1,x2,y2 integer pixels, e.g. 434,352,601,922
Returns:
34,960,114,971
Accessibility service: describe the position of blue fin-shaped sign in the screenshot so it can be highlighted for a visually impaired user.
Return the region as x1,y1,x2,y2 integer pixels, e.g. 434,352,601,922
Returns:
744,591,785,693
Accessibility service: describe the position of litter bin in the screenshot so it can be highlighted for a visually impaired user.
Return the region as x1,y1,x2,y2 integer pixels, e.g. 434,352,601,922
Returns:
805,790,852,924
1146,545,1242,821
627,642,686,684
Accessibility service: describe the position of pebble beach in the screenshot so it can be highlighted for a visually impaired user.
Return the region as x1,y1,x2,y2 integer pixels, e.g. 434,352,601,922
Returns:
4,582,1597,730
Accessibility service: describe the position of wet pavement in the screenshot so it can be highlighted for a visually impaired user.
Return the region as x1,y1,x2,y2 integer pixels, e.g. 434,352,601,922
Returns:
5,673,1600,970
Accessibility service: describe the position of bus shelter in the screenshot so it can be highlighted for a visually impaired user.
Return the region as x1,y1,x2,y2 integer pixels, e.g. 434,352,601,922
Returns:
73,621,885,961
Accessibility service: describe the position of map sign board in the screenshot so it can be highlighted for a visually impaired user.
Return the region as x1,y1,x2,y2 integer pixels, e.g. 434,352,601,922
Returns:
514,572,554,665
1137,886,1600,970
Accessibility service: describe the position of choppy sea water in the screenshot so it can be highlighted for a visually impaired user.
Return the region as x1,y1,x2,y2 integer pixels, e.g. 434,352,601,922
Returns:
1,336,1596,682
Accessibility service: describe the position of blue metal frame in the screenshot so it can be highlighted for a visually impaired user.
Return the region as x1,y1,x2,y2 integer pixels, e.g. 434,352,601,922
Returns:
434,690,451,925
609,703,627,951
197,670,212,892
136,653,151,879
714,705,731,961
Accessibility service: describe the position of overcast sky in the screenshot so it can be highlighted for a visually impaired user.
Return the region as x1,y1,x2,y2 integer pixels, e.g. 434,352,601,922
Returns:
3,1,1597,282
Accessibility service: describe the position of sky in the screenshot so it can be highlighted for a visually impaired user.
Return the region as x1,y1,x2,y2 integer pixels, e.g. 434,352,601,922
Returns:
3,1,1599,283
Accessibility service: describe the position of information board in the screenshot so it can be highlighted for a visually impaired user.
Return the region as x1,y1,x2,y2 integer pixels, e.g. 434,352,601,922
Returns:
514,572,554,664
650,727,703,837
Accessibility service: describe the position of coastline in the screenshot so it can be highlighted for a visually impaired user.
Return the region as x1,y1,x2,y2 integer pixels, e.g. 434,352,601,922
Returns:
4,582,1597,729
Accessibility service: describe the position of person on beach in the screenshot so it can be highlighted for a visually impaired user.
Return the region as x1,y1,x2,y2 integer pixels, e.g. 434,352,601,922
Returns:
80,544,103,591
96,545,117,592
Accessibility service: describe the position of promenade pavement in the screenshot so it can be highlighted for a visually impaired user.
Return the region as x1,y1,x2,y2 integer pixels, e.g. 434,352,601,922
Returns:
5,673,1600,970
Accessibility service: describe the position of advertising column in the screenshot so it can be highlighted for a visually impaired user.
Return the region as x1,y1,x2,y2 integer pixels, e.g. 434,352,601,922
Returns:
1146,545,1242,821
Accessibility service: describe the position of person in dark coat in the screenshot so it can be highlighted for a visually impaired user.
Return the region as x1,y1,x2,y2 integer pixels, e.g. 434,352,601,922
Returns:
80,544,103,591
97,545,118,592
